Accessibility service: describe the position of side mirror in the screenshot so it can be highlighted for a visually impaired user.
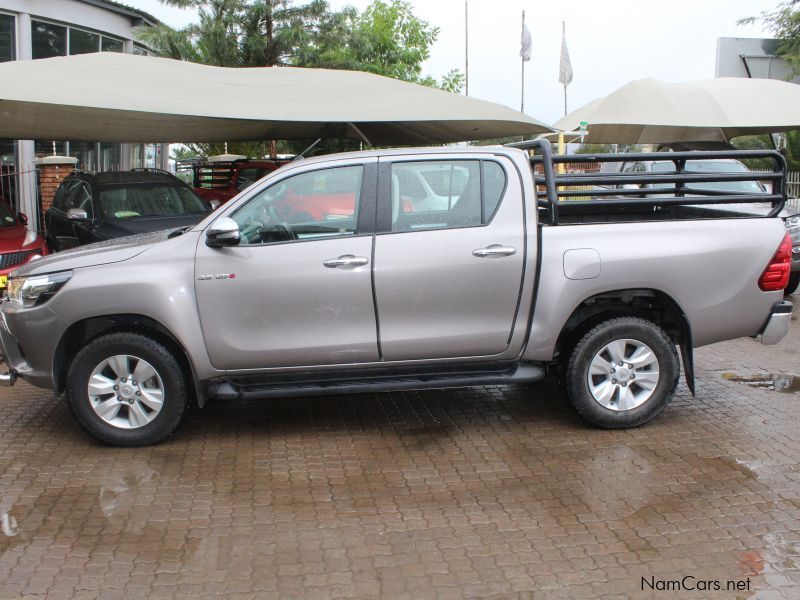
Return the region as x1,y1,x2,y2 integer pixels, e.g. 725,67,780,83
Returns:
67,208,89,221
206,217,240,248
16,212,27,225
209,199,221,211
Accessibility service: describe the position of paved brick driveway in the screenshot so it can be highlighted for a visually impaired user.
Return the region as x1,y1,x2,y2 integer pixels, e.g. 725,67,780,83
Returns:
0,298,799,599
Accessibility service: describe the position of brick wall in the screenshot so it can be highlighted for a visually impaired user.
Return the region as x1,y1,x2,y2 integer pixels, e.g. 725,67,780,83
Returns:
35,157,77,228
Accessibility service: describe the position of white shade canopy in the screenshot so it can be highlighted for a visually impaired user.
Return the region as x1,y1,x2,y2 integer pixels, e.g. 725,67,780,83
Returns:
0,53,552,145
554,77,800,144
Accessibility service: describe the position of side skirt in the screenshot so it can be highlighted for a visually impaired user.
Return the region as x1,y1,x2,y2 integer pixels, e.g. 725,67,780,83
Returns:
205,361,546,401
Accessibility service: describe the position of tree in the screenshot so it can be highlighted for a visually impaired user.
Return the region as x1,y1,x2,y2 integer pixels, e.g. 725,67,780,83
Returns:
740,2,800,76
296,0,461,91
575,143,642,154
138,0,464,158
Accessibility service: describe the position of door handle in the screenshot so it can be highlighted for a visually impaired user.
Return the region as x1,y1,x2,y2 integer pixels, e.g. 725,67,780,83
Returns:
472,244,517,258
323,254,369,268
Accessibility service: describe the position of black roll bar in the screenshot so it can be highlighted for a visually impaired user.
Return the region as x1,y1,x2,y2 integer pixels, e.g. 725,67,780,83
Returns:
521,139,788,224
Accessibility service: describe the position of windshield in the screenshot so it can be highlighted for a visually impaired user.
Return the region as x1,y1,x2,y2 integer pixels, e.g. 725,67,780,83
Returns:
651,160,765,193
0,201,16,227
99,184,209,219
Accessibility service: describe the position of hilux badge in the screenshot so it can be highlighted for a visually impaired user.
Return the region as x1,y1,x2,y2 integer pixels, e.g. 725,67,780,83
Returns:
198,273,237,281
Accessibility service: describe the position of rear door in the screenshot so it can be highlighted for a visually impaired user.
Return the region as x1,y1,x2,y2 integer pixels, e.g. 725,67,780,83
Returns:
372,154,526,361
194,158,380,370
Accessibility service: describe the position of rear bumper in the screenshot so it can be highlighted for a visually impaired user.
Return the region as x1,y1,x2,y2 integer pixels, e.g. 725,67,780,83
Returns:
760,301,793,345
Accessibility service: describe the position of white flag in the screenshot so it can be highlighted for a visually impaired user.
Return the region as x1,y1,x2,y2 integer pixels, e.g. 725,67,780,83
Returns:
520,23,532,62
559,21,573,86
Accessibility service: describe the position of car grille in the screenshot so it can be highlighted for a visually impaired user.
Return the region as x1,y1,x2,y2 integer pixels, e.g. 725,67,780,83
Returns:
0,250,36,270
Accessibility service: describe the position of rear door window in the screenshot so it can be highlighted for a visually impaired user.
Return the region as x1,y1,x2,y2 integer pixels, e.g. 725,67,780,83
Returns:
389,160,507,232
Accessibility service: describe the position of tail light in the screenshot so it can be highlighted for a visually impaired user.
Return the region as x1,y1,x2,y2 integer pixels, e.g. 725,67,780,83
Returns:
759,233,792,291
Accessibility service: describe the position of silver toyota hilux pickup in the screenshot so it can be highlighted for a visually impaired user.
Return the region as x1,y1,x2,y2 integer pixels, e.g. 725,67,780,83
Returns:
0,142,793,446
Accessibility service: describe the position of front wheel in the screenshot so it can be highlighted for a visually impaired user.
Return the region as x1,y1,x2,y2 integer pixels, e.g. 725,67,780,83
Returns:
564,317,680,429
65,332,189,446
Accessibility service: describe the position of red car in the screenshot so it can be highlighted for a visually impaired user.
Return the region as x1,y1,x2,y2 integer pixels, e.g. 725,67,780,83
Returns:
0,198,48,291
187,158,289,206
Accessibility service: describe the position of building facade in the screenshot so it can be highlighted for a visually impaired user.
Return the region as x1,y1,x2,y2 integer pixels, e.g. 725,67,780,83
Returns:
0,0,169,228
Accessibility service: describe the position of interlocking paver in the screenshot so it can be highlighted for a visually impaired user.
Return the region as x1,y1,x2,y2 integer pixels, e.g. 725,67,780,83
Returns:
0,295,799,598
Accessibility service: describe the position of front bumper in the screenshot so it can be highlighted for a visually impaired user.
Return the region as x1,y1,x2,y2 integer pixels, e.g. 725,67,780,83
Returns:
760,301,793,345
0,298,63,389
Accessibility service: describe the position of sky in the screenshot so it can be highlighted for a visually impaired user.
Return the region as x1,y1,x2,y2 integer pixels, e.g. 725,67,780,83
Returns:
132,0,778,126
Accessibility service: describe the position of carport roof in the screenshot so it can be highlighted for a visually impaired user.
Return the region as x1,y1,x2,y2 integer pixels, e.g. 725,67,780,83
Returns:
0,53,552,145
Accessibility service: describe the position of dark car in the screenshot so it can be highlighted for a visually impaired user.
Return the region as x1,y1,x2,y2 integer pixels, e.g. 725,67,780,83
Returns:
45,169,211,252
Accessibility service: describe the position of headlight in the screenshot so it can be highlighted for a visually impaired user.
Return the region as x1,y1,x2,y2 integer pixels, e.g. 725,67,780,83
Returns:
22,230,38,247
7,271,72,308
786,215,800,229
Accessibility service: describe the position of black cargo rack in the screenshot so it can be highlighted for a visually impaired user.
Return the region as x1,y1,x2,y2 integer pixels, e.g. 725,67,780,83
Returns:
515,139,787,225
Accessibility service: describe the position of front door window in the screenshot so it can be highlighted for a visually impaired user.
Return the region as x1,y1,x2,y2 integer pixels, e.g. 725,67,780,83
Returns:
232,165,363,244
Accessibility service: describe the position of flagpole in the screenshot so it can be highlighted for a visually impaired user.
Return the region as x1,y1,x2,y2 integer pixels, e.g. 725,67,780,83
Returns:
563,83,567,117
520,10,525,113
464,0,469,97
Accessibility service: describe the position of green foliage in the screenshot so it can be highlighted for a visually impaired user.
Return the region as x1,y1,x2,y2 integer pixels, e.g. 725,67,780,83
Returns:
740,1,800,77
138,0,464,157
574,143,642,154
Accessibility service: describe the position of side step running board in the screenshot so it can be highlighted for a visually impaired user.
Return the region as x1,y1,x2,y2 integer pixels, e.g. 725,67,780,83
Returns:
206,363,546,401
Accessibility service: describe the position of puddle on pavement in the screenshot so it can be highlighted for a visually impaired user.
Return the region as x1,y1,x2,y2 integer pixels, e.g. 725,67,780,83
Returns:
722,373,800,393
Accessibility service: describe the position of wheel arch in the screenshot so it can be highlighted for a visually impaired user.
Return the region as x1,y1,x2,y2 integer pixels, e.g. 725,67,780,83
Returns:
53,314,205,406
554,288,695,395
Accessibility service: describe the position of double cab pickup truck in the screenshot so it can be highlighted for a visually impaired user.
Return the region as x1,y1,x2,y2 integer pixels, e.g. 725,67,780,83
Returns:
0,142,793,446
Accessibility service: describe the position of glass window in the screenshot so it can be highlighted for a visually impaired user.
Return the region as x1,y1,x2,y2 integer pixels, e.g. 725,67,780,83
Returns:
52,180,71,211
651,160,766,193
235,168,270,191
69,141,98,171
69,28,99,55
0,197,16,227
483,162,506,220
34,140,65,158
0,14,15,63
32,21,67,59
101,37,123,52
66,181,94,219
100,143,121,171
232,165,363,245
98,184,209,219
391,160,495,232
132,45,148,56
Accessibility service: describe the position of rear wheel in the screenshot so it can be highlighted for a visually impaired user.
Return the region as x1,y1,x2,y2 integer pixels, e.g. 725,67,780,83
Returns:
564,317,680,428
65,332,189,446
786,272,800,295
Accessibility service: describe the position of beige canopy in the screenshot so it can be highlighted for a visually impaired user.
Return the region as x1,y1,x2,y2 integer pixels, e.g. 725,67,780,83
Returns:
554,77,800,144
0,52,552,145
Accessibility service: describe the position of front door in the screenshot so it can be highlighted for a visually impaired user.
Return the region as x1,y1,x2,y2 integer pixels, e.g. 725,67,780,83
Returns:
373,155,526,361
195,159,380,370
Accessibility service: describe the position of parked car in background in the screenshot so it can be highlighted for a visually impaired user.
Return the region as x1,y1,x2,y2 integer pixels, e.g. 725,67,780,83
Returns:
615,157,800,293
181,156,289,207
44,170,212,252
0,197,47,291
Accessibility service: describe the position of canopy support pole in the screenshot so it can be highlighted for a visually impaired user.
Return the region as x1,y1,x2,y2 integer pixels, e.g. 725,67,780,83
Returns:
347,123,373,146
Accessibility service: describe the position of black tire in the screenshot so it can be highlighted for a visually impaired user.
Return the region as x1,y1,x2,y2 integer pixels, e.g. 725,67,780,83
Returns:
65,332,189,446
564,317,680,429
786,272,800,295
